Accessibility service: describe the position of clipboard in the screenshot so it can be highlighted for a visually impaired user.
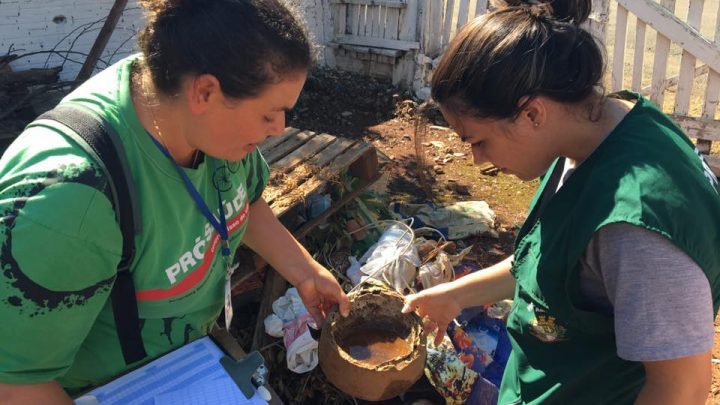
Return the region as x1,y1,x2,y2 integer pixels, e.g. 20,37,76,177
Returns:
77,336,269,405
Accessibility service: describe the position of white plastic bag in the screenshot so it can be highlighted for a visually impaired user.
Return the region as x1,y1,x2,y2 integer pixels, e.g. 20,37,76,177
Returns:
359,224,420,292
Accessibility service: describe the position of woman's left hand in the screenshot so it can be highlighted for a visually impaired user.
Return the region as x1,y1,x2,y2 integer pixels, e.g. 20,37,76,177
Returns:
295,260,350,326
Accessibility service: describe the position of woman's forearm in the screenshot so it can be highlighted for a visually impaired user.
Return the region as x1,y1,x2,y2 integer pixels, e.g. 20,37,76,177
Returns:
242,198,314,285
453,255,516,308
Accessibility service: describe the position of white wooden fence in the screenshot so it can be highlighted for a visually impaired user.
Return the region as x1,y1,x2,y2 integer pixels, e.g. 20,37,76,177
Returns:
597,0,720,161
7,0,720,159
324,0,720,162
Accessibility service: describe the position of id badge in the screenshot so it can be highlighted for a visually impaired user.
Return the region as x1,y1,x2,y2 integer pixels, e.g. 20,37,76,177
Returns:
224,275,234,331
223,257,240,331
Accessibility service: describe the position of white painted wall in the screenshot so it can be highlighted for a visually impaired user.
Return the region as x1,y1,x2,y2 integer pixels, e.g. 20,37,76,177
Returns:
1,0,144,81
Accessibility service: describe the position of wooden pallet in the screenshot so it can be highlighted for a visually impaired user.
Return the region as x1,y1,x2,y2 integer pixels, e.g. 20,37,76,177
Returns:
229,127,380,356
230,127,379,292
260,127,378,218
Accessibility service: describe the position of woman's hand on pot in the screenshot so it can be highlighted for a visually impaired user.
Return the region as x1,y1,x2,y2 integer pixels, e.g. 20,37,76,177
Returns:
402,283,462,346
295,260,350,326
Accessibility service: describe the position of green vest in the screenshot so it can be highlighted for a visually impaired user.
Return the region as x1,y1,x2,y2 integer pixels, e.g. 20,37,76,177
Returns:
498,92,720,404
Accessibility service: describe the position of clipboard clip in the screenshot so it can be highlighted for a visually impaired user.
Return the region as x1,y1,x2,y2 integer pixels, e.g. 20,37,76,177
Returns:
219,351,271,401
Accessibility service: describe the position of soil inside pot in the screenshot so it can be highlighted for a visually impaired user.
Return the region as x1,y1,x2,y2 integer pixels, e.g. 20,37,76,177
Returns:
340,328,412,367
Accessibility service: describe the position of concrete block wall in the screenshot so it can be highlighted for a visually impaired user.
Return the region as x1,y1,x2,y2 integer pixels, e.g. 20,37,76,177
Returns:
1,0,143,81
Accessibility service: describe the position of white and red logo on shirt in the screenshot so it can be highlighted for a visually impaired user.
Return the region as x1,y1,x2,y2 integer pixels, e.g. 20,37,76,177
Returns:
137,184,249,301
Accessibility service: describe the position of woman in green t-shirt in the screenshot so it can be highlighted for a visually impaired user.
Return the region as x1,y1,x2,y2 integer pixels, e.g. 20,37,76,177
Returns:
0,0,349,402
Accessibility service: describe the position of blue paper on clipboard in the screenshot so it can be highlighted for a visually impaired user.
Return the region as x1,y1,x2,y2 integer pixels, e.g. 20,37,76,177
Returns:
81,337,266,405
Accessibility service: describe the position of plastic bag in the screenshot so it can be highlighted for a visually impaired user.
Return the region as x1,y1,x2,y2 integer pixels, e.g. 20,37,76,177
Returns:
390,201,495,240
358,223,420,292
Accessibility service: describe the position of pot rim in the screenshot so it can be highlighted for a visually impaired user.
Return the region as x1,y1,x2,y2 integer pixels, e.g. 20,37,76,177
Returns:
321,288,426,371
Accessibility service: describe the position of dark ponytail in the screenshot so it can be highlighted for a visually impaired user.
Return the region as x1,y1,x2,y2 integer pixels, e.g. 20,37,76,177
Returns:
432,0,603,119
137,0,312,98
494,0,591,24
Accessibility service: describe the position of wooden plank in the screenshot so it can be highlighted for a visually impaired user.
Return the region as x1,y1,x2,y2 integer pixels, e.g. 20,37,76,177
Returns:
270,142,374,217
648,0,675,105
620,0,720,91
674,0,705,115
367,3,378,36
334,3,348,37
321,0,334,46
612,4,629,92
335,34,420,50
698,0,720,154
360,4,369,36
641,64,708,96
385,7,401,40
276,136,356,179
456,0,470,33
263,131,316,164
348,3,361,36
698,73,719,154
349,144,380,181
75,0,129,84
398,0,419,41
330,0,407,7
381,5,391,38
442,0,456,48
258,127,301,154
327,42,403,57
264,137,357,205
632,18,647,91
270,133,336,176
670,114,720,141
425,0,444,56
372,5,384,38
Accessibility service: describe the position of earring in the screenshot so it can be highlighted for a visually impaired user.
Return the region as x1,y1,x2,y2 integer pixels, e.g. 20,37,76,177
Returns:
533,122,539,128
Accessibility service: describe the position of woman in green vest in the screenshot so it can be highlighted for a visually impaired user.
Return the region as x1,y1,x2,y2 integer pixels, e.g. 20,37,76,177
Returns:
0,0,349,403
403,0,720,403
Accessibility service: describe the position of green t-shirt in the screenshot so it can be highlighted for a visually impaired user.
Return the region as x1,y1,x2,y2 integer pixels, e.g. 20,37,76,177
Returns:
0,55,270,392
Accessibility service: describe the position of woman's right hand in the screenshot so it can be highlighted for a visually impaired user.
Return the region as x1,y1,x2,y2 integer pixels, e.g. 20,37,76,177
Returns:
402,282,463,346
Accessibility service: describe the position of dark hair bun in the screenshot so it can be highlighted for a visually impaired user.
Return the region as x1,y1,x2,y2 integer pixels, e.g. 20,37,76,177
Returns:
492,0,591,25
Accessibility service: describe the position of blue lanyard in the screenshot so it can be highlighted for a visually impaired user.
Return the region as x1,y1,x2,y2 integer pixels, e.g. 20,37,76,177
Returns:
149,135,231,258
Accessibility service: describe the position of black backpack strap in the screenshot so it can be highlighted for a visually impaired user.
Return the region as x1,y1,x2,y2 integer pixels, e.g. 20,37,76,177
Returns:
34,104,148,364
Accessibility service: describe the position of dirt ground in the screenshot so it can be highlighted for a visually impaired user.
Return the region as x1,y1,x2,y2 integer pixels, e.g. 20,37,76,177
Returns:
286,67,720,404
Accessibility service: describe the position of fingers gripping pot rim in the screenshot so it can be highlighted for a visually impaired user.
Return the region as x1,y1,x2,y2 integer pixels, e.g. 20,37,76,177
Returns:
318,287,427,401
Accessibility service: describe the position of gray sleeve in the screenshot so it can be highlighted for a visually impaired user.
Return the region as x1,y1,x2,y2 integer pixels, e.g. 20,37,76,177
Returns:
579,222,714,362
